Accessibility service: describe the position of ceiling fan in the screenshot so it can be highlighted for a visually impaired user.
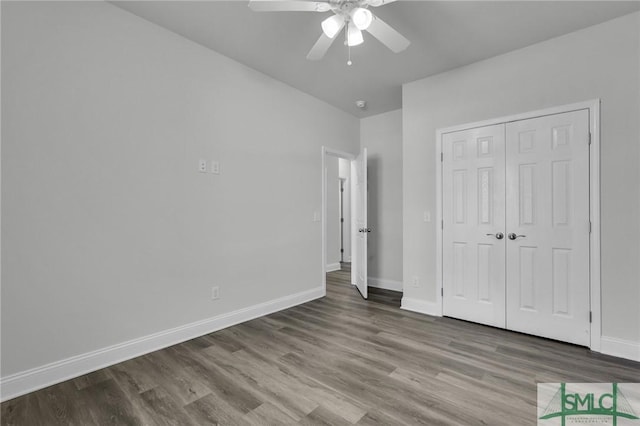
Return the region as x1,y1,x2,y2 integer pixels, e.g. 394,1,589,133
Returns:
248,0,410,63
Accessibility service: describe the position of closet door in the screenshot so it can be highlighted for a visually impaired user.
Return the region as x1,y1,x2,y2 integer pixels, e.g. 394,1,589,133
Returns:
442,124,506,328
505,110,590,346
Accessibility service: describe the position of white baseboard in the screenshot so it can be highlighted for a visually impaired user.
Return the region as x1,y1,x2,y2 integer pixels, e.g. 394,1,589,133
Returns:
401,296,442,317
326,262,341,272
368,277,403,292
0,286,324,402
599,336,640,362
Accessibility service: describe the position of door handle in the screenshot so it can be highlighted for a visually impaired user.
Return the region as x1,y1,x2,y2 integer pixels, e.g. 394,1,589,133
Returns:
359,228,371,233
486,232,504,240
508,233,526,240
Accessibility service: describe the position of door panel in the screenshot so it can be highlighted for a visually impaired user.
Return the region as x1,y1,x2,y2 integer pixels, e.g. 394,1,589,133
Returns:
505,109,590,346
352,148,368,299
442,124,506,328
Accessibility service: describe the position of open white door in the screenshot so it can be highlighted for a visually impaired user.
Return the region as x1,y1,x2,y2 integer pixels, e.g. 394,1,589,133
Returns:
351,148,368,299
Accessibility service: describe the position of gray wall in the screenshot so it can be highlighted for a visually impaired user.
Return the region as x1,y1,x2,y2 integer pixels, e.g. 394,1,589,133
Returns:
1,1,359,377
403,12,640,344
362,110,403,285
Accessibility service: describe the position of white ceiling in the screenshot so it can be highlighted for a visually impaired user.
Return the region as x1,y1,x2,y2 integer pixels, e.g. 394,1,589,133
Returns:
112,1,640,118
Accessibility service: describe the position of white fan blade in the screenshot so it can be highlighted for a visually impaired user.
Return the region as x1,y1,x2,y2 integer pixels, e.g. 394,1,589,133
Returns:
367,0,398,7
249,0,331,12
307,33,338,60
366,15,410,53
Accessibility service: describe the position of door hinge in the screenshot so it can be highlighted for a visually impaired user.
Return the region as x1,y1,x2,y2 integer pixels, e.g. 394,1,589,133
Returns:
341,218,344,223
589,221,592,233
588,132,592,145
441,220,444,230
340,249,344,253
441,288,444,297
440,152,444,162
589,311,592,323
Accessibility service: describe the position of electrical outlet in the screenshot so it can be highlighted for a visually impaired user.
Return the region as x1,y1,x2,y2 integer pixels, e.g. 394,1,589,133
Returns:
198,159,207,173
211,286,220,300
412,276,420,287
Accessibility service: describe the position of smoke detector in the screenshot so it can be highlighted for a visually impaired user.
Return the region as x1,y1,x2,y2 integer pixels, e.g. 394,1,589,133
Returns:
356,100,367,109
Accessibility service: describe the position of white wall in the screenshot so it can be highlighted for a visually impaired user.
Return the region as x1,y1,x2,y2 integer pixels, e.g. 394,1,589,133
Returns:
361,110,403,290
403,13,640,349
1,1,359,381
325,156,340,270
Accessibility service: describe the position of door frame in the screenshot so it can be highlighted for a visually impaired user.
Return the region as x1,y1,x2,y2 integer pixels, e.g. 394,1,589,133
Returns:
321,147,356,295
435,100,601,351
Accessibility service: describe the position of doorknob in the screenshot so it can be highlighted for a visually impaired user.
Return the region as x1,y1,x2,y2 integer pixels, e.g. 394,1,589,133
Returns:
486,232,504,240
359,228,371,233
508,233,526,240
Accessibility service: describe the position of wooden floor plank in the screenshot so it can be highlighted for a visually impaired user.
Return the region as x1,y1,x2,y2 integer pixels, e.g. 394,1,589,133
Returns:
243,402,298,425
80,379,143,425
138,386,198,426
140,350,212,406
2,266,639,425
183,392,246,425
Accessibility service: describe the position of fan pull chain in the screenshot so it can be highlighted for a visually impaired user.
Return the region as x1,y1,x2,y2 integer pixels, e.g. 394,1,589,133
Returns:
344,25,352,66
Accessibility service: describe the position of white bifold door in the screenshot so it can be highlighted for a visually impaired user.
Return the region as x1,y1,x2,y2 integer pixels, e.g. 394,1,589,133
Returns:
442,109,591,346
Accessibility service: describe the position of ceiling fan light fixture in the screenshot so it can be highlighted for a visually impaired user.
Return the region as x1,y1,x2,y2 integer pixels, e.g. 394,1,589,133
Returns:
321,14,345,39
351,8,373,30
347,23,364,46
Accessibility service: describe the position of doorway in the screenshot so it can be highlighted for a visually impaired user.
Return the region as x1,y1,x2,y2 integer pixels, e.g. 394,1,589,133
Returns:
339,176,350,265
325,155,342,273
322,147,369,299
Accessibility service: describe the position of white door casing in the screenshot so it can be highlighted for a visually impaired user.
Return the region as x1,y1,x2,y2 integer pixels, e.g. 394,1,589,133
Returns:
442,124,506,327
352,148,368,299
505,109,591,346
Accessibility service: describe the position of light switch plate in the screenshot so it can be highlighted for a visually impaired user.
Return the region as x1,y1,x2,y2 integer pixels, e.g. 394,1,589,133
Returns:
198,159,207,173
210,161,220,174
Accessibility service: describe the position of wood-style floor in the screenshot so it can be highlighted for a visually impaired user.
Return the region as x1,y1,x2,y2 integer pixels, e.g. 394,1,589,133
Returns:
2,267,639,425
